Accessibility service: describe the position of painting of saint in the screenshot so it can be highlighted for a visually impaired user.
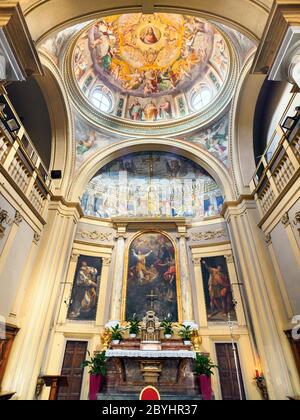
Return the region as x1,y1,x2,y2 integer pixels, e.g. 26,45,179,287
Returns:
67,256,102,321
140,26,161,44
129,98,142,120
201,256,237,322
125,232,179,321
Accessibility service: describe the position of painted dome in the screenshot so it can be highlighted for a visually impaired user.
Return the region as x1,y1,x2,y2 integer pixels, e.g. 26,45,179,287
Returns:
72,13,230,123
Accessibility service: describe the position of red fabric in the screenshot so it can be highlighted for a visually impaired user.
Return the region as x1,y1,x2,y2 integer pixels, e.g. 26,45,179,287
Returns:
140,386,160,400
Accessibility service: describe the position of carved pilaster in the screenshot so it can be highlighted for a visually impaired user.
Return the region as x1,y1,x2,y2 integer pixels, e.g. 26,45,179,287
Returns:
14,211,23,226
225,254,234,264
102,257,112,267
70,252,80,263
33,232,41,245
265,233,272,245
0,209,9,239
192,257,202,267
281,212,290,227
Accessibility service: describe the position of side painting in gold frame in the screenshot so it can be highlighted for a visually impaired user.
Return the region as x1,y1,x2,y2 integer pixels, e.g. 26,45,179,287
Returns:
122,231,181,322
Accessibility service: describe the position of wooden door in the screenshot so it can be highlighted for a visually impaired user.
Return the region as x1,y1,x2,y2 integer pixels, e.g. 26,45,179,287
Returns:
215,343,246,400
0,324,19,389
57,341,88,400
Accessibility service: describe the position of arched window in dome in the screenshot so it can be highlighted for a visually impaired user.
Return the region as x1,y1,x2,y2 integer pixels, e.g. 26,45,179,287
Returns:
80,152,224,220
190,85,213,112
90,86,113,113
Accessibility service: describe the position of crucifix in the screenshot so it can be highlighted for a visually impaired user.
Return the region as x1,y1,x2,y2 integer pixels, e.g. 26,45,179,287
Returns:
146,289,158,309
142,153,160,178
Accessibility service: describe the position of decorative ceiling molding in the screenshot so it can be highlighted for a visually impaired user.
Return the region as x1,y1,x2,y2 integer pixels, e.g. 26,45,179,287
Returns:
251,0,300,75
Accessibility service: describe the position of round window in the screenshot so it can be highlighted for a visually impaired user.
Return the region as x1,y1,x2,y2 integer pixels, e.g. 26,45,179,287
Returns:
90,88,112,113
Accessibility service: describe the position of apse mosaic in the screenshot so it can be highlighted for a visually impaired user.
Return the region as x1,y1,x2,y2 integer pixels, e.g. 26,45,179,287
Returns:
80,152,224,219
125,232,179,322
73,13,230,121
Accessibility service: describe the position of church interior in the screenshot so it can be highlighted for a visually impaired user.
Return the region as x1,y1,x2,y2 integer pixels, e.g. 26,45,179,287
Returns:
0,0,300,401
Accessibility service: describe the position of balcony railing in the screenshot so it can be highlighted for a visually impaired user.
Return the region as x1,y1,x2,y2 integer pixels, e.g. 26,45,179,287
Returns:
0,91,51,220
250,125,300,221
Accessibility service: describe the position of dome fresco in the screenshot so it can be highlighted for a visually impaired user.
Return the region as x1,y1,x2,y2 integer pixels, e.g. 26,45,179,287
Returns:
72,13,230,122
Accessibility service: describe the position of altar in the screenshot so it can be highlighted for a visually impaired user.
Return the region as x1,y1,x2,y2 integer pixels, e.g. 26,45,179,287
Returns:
97,312,204,400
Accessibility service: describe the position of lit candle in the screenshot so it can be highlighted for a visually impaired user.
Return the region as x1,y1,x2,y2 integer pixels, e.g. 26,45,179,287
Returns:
255,369,260,378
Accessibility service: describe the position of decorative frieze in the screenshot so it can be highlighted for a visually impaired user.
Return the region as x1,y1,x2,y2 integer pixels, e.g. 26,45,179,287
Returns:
77,230,113,242
191,229,227,242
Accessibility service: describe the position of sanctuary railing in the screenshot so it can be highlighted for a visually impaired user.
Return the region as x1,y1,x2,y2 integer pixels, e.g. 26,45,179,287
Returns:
0,90,51,220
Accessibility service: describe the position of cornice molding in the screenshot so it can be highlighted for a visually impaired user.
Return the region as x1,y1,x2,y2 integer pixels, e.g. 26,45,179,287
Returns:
251,0,300,74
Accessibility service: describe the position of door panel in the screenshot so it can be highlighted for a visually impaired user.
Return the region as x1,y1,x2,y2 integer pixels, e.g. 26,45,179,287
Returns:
57,341,88,400
215,343,246,400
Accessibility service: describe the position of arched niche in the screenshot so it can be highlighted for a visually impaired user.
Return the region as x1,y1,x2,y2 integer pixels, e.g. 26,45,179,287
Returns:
68,137,235,204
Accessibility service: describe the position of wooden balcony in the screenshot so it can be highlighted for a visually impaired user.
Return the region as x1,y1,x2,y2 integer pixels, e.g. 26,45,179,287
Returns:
250,124,300,224
0,91,51,222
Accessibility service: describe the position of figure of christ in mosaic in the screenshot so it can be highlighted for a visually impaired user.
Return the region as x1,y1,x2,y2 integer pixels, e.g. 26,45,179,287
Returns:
125,232,179,321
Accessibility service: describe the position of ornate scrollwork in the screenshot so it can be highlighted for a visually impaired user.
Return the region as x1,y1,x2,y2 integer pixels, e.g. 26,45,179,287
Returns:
14,211,23,226
33,232,41,244
281,212,290,227
191,229,227,241
100,328,112,351
191,330,202,352
0,209,11,239
293,211,300,225
77,230,113,241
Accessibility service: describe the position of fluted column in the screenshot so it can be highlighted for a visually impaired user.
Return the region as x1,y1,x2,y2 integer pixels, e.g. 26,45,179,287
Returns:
110,225,127,322
192,257,207,327
1,199,81,400
96,257,112,326
224,198,300,399
177,227,194,322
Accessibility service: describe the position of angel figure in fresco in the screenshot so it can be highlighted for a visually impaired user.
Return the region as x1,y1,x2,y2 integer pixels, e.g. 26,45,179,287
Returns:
76,131,96,155
69,261,98,319
132,249,153,284
140,26,159,44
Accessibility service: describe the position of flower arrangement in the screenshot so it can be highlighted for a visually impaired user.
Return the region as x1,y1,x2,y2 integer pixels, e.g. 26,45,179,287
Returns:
161,314,174,338
128,314,140,337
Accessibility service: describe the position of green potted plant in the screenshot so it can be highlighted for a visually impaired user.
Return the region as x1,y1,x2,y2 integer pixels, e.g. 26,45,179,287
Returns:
161,314,173,339
128,314,140,338
81,350,107,400
179,324,193,345
194,353,218,400
110,324,123,345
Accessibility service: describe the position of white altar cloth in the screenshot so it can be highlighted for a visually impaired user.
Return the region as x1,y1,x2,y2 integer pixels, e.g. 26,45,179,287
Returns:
106,349,196,359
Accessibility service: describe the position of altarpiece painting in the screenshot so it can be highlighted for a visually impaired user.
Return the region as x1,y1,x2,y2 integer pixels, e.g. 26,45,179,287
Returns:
124,232,179,322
